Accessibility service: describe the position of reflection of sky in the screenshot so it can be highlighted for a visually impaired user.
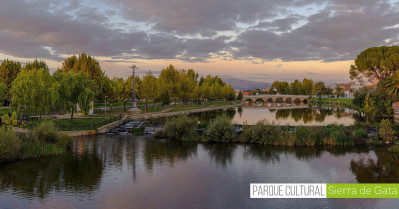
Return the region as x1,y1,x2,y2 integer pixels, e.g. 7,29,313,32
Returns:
233,107,357,126
0,136,398,209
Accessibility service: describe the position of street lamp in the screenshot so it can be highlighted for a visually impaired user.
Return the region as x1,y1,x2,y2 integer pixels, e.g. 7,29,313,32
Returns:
105,96,108,116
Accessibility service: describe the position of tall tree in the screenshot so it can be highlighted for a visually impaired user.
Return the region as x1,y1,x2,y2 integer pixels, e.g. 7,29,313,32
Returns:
178,70,196,104
314,81,326,98
61,53,104,97
271,81,289,95
112,78,130,111
0,60,21,94
10,69,58,119
140,71,158,111
56,72,97,120
23,59,49,72
0,83,7,107
302,78,314,96
350,46,399,82
158,65,179,105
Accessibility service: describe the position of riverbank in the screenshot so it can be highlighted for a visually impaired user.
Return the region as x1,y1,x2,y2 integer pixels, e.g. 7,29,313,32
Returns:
0,122,72,163
158,115,387,147
311,98,355,109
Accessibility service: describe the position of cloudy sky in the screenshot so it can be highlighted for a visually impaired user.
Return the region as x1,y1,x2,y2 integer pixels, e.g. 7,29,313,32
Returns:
1,0,399,83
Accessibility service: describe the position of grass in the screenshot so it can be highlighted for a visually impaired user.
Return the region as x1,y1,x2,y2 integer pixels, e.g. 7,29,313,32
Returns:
311,98,353,104
27,117,119,131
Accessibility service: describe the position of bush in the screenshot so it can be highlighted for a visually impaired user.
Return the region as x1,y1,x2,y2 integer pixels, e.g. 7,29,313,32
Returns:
33,121,58,143
241,122,267,143
379,119,396,143
0,127,21,162
56,134,72,148
323,125,353,145
206,116,235,142
164,115,198,140
295,126,321,146
352,129,367,144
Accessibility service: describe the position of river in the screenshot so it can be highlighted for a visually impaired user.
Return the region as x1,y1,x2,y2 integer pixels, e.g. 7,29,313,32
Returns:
0,134,398,209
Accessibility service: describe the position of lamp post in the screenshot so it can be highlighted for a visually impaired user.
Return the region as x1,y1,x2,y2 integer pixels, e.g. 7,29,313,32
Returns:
105,96,108,116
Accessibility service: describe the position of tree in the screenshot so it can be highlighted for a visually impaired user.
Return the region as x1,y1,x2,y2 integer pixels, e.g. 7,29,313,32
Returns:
158,65,179,105
0,60,21,93
236,91,243,101
302,78,314,96
10,69,59,120
384,71,399,99
0,83,7,107
56,72,97,120
112,78,130,111
23,59,49,72
271,81,289,95
379,119,395,143
314,81,326,98
289,79,302,95
60,53,104,97
178,70,196,105
325,88,333,97
350,46,399,82
140,71,158,111
335,86,343,98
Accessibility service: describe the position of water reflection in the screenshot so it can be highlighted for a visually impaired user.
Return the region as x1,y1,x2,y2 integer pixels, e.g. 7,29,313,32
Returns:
0,149,104,198
0,136,398,209
351,148,399,183
190,106,364,125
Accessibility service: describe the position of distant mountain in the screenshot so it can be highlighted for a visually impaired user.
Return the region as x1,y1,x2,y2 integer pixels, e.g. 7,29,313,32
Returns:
222,77,271,90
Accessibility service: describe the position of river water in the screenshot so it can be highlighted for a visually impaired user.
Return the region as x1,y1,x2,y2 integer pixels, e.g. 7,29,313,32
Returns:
190,106,364,126
1,134,398,209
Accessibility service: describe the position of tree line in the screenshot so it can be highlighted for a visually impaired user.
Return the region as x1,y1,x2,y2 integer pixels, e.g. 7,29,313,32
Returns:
0,54,236,120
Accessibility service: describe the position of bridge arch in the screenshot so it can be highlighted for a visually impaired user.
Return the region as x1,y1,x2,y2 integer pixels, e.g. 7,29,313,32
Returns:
255,98,264,106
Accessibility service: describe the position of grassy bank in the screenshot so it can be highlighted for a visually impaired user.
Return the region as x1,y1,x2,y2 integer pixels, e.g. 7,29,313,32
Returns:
158,115,379,146
0,121,72,163
27,117,121,131
311,98,353,105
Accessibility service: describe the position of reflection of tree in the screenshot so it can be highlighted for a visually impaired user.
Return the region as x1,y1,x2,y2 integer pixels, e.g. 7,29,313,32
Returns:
143,139,197,171
0,150,104,198
190,108,236,124
237,107,243,117
275,109,290,119
202,143,236,168
350,148,399,182
244,145,323,162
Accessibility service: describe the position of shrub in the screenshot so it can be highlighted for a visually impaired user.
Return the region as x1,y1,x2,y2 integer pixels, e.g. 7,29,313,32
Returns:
206,116,235,142
295,126,321,146
0,127,21,162
323,125,353,145
164,115,198,140
352,129,367,144
33,121,58,143
379,119,396,143
241,122,267,143
56,134,72,148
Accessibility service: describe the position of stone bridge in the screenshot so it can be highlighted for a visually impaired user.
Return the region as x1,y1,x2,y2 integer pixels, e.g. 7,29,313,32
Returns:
243,95,309,107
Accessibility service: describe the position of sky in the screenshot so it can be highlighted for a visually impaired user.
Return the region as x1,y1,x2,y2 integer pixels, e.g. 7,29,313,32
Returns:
1,0,399,83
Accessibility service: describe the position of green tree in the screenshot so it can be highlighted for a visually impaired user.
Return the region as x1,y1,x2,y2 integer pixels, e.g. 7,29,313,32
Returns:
271,81,289,95
236,91,243,101
112,78,131,111
335,86,343,98
140,71,158,111
0,59,21,93
178,70,196,104
0,83,6,107
289,79,302,95
10,69,59,120
350,46,399,82
379,119,396,143
159,65,179,105
302,78,314,96
56,72,97,120
23,59,49,72
60,53,104,97
314,81,326,98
